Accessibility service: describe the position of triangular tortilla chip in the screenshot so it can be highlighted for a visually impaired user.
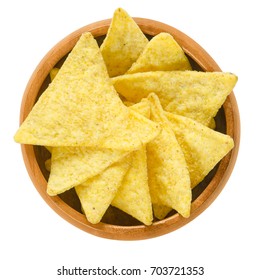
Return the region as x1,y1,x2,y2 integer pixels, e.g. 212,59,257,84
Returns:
112,147,153,225
112,71,237,126
75,155,132,224
47,147,130,196
127,32,191,73
153,204,172,220
45,158,51,172
208,118,216,129
147,93,191,218
14,32,158,150
100,8,148,77
49,67,59,81
166,112,234,188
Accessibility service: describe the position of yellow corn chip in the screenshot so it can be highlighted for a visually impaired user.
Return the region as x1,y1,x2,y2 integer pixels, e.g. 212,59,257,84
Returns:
14,32,158,150
112,71,237,126
112,146,153,225
45,146,52,153
208,118,216,129
153,204,172,220
123,100,135,107
45,158,51,172
166,112,234,188
147,93,191,218
49,67,59,81
127,32,191,74
47,147,130,196
100,8,148,77
75,156,132,224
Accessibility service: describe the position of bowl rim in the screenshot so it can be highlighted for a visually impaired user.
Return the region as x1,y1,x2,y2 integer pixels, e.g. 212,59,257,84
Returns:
19,17,240,240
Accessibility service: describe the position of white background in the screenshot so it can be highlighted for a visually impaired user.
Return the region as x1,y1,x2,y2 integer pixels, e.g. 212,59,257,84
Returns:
1,0,259,279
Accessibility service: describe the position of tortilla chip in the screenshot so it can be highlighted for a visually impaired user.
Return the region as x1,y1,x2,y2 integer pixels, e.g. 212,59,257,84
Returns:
100,8,148,77
127,32,191,73
75,156,132,224
208,118,216,130
45,146,52,153
49,67,59,81
112,146,153,225
47,147,130,196
153,204,172,220
112,71,237,126
147,93,191,218
14,32,158,150
166,112,234,188
45,158,51,172
123,100,135,107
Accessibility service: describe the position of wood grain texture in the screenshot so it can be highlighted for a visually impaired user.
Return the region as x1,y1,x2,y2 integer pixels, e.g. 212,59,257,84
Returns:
19,18,240,240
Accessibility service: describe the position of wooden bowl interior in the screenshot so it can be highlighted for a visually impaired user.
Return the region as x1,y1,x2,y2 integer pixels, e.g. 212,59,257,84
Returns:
20,18,240,240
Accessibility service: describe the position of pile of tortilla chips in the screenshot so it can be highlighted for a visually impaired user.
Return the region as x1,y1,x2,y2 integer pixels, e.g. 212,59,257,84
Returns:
14,8,237,226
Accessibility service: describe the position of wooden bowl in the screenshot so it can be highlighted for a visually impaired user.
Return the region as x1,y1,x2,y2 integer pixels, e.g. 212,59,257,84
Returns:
19,18,240,240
